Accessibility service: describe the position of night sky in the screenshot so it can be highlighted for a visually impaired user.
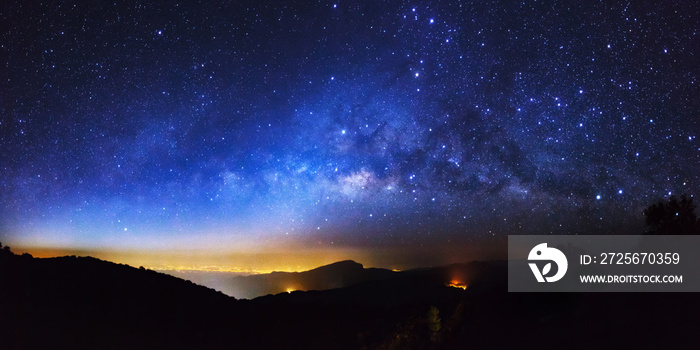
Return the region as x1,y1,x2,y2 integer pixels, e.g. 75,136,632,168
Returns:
1,1,698,270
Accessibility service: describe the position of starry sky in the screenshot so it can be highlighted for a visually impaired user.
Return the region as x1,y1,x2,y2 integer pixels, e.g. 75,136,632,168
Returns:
1,0,698,270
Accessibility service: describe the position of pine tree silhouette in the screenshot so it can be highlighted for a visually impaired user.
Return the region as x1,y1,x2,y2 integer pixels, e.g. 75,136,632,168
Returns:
643,195,700,235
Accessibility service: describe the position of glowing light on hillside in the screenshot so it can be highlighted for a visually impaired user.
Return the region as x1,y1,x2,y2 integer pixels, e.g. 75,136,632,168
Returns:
447,280,467,290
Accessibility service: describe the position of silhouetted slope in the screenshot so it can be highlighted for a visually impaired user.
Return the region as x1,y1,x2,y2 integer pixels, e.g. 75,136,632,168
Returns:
238,261,699,349
235,262,482,349
2,250,699,350
226,260,396,298
0,252,236,349
398,260,508,293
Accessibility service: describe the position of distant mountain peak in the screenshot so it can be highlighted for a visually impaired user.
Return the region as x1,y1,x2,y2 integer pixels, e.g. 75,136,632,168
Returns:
227,260,393,299
330,259,362,266
312,260,364,271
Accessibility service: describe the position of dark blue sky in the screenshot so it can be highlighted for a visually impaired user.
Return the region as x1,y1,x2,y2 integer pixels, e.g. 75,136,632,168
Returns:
1,0,698,260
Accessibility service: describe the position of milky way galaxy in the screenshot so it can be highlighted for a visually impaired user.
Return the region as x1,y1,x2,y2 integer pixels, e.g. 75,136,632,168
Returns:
1,0,698,269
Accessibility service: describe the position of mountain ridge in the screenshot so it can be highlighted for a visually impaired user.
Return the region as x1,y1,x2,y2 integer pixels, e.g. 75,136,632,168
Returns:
227,259,396,299
2,247,698,349
0,249,237,349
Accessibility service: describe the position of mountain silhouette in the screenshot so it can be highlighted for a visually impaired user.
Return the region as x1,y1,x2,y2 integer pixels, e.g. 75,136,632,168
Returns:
0,252,236,349
225,260,396,299
2,248,699,349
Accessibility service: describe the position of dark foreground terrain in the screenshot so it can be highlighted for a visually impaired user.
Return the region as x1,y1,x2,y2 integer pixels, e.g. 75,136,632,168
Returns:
1,247,699,349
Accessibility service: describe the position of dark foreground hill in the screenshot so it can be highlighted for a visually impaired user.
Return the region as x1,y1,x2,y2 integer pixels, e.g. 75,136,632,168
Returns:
1,248,699,349
0,251,236,349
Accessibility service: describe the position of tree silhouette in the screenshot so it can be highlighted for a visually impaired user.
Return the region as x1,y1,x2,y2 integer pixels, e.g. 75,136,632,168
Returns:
643,195,700,235
427,305,441,346
427,306,440,333
0,242,13,259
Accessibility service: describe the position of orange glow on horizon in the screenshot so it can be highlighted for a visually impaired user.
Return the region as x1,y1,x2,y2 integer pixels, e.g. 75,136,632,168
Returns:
11,237,506,275
12,245,384,273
